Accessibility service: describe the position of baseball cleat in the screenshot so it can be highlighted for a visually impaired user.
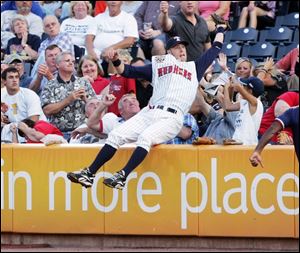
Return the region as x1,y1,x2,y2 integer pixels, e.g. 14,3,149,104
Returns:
103,170,126,190
67,167,94,188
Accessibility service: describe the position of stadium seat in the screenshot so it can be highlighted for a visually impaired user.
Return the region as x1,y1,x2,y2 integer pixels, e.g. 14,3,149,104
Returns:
282,12,299,28
293,29,299,43
221,42,241,60
276,43,299,60
246,42,276,61
230,28,259,44
265,27,293,45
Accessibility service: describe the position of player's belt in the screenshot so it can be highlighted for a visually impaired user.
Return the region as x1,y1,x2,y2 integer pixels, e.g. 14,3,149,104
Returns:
149,105,177,114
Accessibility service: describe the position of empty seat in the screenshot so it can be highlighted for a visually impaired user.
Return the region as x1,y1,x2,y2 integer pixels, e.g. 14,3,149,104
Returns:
282,12,299,28
221,42,241,59
293,29,299,43
247,42,276,61
230,28,259,44
265,26,293,45
276,43,299,59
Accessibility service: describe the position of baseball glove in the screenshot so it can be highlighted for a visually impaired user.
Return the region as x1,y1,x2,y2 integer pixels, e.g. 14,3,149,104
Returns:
223,138,243,145
277,131,293,145
210,13,231,31
193,137,216,145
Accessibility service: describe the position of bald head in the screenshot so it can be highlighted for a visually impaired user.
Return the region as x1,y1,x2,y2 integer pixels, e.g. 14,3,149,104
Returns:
43,15,60,38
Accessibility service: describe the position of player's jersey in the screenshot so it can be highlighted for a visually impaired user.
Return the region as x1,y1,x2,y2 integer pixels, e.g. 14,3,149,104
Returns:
150,54,198,115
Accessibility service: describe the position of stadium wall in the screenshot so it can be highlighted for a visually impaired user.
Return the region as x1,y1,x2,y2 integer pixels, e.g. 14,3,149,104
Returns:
1,144,298,238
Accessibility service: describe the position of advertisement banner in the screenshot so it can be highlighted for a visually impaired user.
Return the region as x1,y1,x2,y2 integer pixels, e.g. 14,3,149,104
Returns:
1,144,298,237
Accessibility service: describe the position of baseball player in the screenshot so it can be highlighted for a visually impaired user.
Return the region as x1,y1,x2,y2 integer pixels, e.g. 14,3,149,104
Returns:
67,24,227,190
250,106,299,167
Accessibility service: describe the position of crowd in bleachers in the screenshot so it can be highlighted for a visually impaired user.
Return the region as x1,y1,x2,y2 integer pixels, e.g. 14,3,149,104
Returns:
1,1,299,146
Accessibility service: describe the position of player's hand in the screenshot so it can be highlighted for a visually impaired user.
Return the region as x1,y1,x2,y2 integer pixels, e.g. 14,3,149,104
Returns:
160,1,169,14
106,49,119,62
249,151,264,168
102,94,116,106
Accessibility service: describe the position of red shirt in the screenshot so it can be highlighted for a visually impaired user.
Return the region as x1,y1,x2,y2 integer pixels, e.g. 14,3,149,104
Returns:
259,92,299,142
107,75,136,116
91,76,110,95
27,120,63,143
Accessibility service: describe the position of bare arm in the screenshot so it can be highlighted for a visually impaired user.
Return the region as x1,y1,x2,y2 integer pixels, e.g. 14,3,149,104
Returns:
87,94,116,132
249,121,282,167
223,83,240,112
18,122,45,142
215,1,231,17
85,34,98,60
158,1,173,32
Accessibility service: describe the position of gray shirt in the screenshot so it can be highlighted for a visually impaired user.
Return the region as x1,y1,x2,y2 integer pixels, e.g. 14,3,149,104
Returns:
168,11,211,61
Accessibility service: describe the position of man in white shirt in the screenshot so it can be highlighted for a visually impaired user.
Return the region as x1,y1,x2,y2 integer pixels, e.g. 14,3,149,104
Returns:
1,66,46,142
85,1,138,63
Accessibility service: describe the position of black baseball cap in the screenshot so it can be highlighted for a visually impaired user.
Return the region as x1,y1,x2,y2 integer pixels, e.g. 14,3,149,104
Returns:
239,76,264,98
166,36,189,50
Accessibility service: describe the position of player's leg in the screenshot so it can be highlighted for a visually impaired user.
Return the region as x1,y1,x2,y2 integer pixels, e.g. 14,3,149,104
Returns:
104,112,183,189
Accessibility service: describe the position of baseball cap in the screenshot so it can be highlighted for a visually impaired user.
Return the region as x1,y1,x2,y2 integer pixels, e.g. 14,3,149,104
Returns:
4,54,23,65
239,76,264,98
166,36,189,50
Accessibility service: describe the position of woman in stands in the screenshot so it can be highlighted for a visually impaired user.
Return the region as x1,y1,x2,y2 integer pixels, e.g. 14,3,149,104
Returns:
77,55,110,96
238,1,276,30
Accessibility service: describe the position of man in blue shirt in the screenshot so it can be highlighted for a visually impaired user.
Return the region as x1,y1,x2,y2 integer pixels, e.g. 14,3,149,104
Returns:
250,106,299,167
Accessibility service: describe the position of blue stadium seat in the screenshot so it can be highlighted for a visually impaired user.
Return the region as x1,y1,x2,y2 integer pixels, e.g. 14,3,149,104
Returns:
282,12,299,28
230,28,259,44
276,43,299,60
265,27,293,45
221,42,241,60
246,42,276,61
293,29,299,43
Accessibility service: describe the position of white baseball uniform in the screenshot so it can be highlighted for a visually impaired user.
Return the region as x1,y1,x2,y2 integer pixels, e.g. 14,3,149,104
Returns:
106,54,199,152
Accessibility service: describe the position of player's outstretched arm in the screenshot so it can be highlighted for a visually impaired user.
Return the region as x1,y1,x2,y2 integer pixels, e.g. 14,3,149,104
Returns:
249,121,282,167
107,49,125,74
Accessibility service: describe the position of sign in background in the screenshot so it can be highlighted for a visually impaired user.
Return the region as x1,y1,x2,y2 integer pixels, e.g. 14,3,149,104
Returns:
1,144,298,237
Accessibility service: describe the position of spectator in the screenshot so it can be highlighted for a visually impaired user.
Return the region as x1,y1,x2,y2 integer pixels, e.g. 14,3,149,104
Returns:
1,1,43,49
71,93,140,143
276,47,299,91
107,49,136,116
39,1,62,17
165,113,199,144
121,1,143,16
238,1,276,30
29,44,62,95
11,117,64,144
60,1,94,49
193,87,238,144
223,76,264,145
1,67,46,142
39,15,74,55
198,1,231,32
135,1,180,59
4,54,33,88
259,91,299,144
85,0,139,74
130,57,152,109
31,15,74,79
254,58,288,110
159,1,211,61
1,1,46,19
5,15,40,61
77,55,110,95
40,52,96,139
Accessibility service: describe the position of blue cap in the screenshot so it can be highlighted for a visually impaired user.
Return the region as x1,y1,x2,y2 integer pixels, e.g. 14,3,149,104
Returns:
166,36,189,50
239,76,264,98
